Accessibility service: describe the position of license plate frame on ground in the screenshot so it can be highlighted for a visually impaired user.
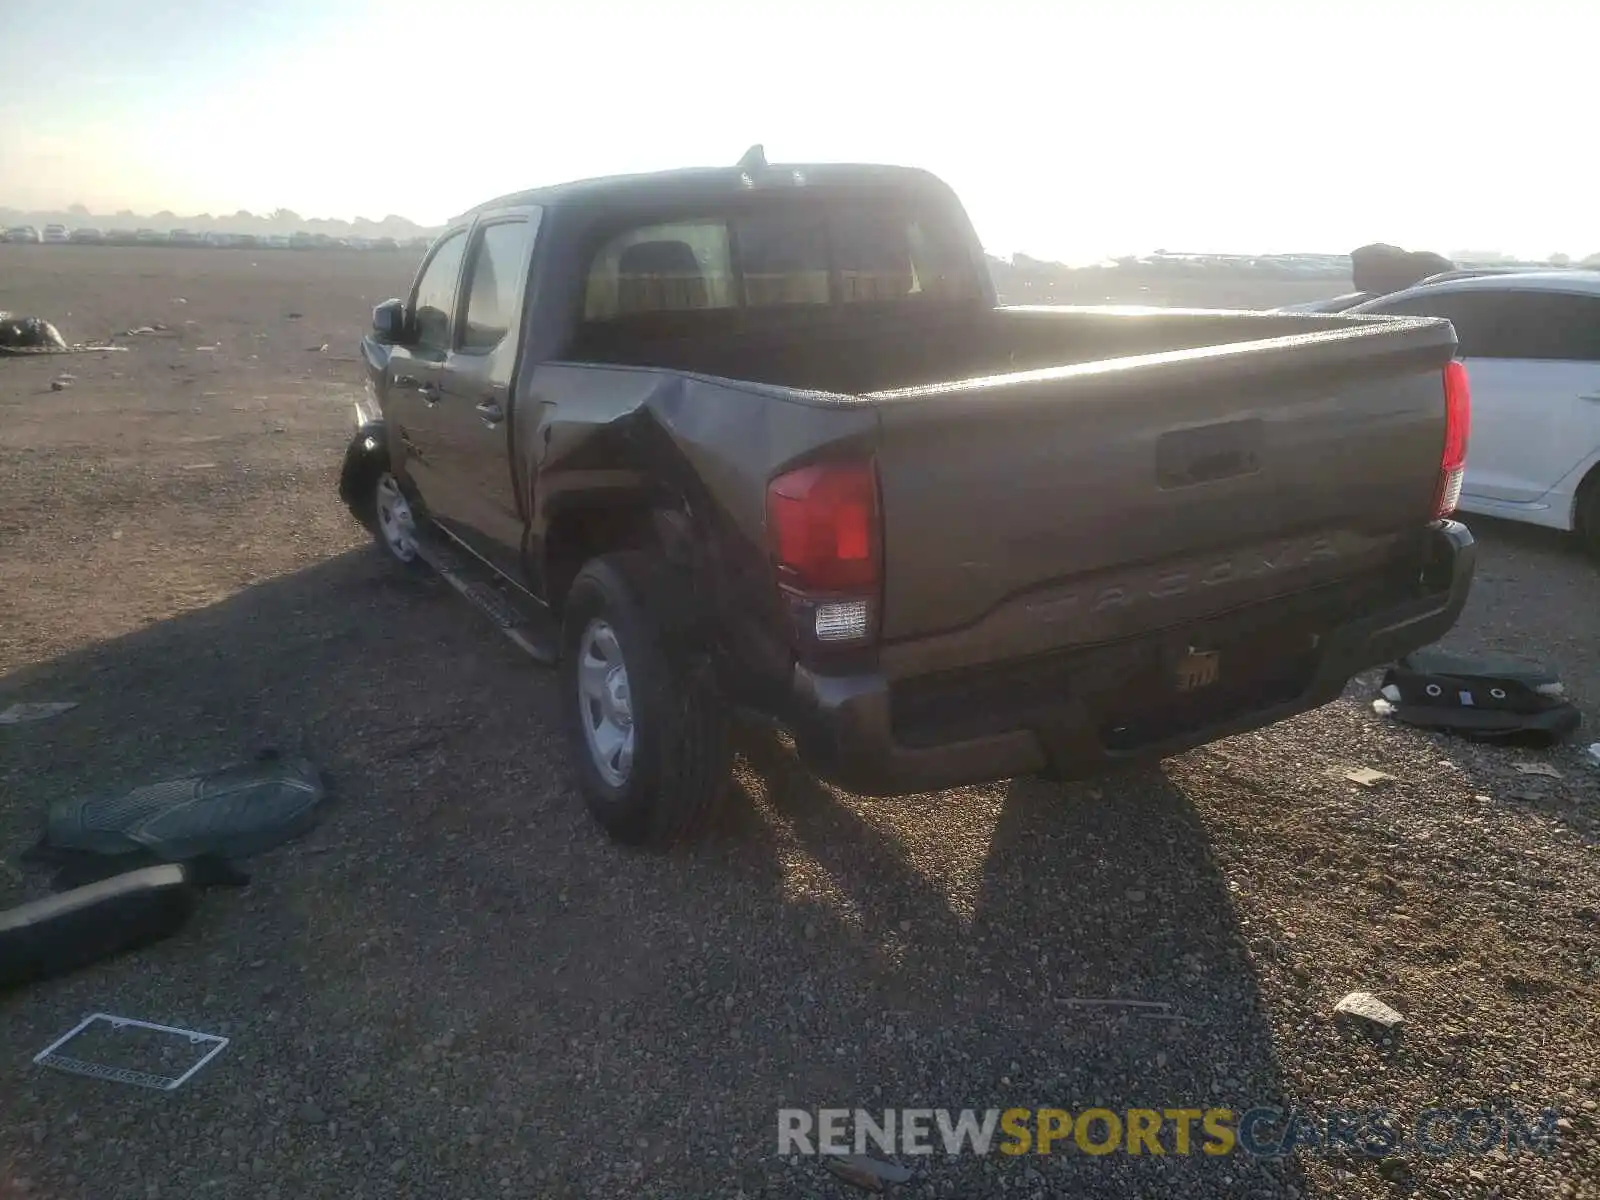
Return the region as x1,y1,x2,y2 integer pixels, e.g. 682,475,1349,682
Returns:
33,1013,230,1091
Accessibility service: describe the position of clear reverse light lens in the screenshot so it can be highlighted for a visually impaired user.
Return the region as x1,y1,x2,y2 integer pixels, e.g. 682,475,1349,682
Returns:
1438,467,1464,517
814,600,870,642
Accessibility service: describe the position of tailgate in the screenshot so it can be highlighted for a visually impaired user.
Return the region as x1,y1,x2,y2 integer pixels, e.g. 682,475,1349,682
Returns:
869,317,1458,649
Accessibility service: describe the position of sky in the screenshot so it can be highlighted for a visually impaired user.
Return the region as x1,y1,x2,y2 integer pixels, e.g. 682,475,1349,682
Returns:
1,0,1595,263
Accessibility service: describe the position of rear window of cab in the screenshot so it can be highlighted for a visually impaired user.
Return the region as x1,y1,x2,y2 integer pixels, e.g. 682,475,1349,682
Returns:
581,205,980,321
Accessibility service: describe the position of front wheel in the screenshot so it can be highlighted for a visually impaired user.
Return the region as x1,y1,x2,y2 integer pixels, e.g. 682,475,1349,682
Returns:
559,552,731,847
372,471,424,568
340,430,426,574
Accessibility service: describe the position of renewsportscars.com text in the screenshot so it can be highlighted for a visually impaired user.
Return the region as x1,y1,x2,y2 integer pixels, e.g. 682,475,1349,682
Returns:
777,1106,1564,1158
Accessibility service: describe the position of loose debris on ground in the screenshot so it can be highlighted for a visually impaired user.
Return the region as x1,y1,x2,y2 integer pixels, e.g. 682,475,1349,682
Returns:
32,1011,231,1092
2,750,327,991
824,1154,916,1193
1333,991,1406,1030
0,702,78,726
1,310,127,356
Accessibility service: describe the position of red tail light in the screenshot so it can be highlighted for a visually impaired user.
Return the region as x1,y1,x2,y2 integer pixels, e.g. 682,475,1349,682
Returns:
1436,360,1471,518
767,459,881,646
766,460,879,591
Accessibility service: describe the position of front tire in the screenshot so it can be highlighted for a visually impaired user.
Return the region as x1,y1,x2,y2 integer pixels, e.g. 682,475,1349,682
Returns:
371,471,426,570
341,431,427,574
559,552,731,846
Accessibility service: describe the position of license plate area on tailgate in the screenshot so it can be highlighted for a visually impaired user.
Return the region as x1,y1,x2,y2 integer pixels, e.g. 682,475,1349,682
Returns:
1095,623,1319,752
887,567,1405,751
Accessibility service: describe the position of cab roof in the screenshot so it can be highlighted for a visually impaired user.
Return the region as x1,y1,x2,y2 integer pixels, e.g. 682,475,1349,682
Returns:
454,160,946,224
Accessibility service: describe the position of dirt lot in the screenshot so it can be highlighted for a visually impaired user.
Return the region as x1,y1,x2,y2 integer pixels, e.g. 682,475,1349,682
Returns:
1,246,1597,1200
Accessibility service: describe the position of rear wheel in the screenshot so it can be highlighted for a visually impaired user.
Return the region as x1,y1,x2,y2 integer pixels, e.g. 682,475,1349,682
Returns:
1578,470,1600,562
559,552,731,846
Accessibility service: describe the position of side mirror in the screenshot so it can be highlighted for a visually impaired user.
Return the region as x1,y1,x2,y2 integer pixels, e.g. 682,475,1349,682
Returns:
372,298,407,343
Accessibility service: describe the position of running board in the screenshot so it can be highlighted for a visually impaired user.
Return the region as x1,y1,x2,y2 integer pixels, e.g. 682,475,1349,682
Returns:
411,530,559,665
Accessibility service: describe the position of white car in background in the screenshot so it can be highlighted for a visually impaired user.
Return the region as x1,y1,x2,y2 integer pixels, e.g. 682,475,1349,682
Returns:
1349,271,1600,557
41,224,70,244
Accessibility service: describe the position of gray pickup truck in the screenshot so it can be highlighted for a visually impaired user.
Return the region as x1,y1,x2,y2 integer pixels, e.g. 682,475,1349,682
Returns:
338,147,1475,846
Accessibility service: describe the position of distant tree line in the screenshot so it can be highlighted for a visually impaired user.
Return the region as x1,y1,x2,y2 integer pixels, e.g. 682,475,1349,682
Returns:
0,203,444,241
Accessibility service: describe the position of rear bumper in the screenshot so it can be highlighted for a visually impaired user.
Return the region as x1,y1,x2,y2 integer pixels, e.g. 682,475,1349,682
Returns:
785,520,1476,796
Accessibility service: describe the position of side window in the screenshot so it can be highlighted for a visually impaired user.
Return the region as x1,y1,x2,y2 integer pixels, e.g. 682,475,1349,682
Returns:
1366,291,1499,358
583,220,736,320
1459,292,1562,359
412,231,467,352
732,210,830,307
1369,289,1600,362
460,221,534,352
1506,293,1600,362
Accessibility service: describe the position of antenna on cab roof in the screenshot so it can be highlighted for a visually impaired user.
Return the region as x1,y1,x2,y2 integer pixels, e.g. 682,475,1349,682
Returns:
737,144,767,172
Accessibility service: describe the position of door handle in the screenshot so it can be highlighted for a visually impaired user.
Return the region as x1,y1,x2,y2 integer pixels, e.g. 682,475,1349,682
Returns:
475,399,504,425
420,384,441,406
1580,392,1600,403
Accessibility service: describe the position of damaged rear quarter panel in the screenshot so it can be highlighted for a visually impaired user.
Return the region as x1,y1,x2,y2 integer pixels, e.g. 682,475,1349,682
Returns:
518,362,878,698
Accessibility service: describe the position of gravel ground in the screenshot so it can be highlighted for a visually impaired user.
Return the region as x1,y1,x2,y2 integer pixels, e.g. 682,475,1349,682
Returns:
1,247,1596,1200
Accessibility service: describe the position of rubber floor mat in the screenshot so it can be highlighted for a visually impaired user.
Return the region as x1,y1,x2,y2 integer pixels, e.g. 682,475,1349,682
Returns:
33,752,326,864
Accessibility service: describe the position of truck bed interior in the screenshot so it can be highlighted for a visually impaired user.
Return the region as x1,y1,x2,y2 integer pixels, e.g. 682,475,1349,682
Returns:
566,305,1359,397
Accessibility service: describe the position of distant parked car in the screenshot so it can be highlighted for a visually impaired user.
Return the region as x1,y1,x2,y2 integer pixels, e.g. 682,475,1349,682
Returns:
1273,267,1559,316
168,229,202,247
68,227,104,244
4,225,42,243
135,228,164,244
1349,270,1600,557
42,224,70,244
372,236,399,250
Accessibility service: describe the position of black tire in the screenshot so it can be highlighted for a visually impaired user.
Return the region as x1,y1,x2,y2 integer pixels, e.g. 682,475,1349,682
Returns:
340,429,426,573
360,474,428,574
1578,470,1600,562
339,429,387,536
368,470,430,573
559,552,731,846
